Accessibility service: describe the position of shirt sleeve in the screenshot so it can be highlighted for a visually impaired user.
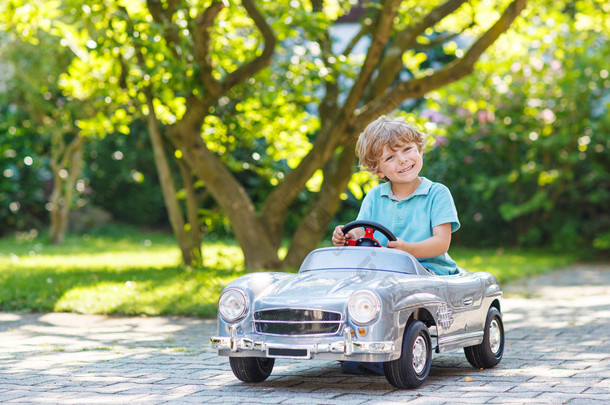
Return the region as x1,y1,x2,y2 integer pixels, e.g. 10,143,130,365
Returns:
430,184,460,233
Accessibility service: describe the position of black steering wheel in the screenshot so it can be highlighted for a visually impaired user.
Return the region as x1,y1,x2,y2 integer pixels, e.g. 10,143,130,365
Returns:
342,220,397,247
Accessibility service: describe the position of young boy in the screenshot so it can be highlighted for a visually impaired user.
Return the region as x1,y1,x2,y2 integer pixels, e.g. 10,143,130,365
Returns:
332,115,460,276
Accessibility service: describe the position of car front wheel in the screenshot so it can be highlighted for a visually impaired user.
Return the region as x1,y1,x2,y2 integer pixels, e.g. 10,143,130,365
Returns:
229,357,275,383
384,320,432,389
464,306,504,369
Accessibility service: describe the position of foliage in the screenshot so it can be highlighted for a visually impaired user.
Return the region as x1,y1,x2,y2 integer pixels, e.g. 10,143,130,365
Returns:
0,105,49,235
3,0,606,264
26,0,525,269
0,225,576,317
83,120,235,235
84,120,169,227
593,232,610,254
0,31,76,236
423,1,610,252
0,15,103,243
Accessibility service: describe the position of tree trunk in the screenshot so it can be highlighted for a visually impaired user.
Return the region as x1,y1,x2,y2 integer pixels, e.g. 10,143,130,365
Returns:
172,124,282,270
145,95,201,267
177,159,203,265
260,119,351,248
49,135,85,244
283,141,358,268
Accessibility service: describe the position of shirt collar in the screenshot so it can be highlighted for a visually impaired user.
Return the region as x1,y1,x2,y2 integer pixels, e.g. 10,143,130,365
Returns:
380,177,433,201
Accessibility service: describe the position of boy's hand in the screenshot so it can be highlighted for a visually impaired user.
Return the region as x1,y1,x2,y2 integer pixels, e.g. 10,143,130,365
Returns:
387,238,407,251
332,225,360,246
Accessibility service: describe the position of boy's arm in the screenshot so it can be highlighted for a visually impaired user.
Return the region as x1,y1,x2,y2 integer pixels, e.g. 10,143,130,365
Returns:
386,223,452,258
332,225,365,246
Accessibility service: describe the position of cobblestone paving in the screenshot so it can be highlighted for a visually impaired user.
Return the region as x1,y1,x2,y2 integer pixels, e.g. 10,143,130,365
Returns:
1,264,609,404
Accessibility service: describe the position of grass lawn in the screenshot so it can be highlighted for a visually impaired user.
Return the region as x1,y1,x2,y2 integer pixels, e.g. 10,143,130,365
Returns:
1,226,576,318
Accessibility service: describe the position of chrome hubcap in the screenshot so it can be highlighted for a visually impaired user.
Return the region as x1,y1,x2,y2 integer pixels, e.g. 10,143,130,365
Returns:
489,318,501,355
412,335,427,374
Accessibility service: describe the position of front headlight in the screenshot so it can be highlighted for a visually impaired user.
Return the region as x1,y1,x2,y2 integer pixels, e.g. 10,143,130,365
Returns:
218,288,248,322
348,290,381,325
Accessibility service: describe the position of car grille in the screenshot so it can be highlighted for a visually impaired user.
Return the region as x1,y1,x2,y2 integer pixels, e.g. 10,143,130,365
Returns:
254,309,342,335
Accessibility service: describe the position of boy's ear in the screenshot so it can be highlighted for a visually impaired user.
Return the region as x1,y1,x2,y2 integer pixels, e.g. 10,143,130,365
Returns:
376,171,386,179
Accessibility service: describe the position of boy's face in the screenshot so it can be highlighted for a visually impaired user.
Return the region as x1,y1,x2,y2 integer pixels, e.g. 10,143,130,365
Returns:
376,141,423,185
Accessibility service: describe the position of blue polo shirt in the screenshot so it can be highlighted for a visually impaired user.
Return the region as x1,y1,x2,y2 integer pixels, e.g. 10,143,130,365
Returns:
356,177,460,275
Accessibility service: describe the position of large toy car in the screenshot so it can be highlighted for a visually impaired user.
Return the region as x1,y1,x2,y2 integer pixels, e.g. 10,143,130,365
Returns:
210,220,504,388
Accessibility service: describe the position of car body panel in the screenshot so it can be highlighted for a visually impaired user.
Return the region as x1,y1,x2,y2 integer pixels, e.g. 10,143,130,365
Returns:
211,246,501,362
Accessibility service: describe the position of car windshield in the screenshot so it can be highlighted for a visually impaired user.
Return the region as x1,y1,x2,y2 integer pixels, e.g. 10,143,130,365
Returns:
299,246,427,275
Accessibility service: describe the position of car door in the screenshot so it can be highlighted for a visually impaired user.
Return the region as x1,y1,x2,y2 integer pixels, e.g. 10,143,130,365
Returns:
437,272,484,350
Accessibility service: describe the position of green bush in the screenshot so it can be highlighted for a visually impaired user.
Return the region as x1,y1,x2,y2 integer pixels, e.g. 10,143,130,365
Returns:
0,107,50,236
424,24,609,253
84,121,169,227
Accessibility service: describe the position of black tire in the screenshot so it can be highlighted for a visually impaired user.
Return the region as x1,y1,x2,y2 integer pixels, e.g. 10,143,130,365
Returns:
229,357,275,383
384,320,432,389
464,306,504,369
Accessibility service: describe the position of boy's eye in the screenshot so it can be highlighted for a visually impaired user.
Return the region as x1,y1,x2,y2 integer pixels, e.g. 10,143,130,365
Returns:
385,155,394,162
403,146,412,152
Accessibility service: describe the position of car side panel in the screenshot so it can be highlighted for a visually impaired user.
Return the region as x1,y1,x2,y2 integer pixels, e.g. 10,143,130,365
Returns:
437,271,501,352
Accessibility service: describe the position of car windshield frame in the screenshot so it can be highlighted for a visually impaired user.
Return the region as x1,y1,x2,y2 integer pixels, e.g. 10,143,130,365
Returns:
298,246,429,276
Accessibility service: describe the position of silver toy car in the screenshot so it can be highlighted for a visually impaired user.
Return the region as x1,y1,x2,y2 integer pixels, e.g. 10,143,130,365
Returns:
210,220,504,388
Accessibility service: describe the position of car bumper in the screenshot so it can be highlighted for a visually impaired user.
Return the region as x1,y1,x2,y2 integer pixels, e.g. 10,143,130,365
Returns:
210,327,395,360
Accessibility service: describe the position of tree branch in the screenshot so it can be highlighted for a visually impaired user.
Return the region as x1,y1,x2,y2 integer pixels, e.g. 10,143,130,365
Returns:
193,1,225,98
368,0,468,98
261,0,397,231
59,135,86,169
356,0,527,128
340,0,401,117
415,24,472,50
261,125,343,210
146,0,181,59
223,0,277,91
191,0,276,106
283,140,357,268
342,19,374,57
311,0,340,127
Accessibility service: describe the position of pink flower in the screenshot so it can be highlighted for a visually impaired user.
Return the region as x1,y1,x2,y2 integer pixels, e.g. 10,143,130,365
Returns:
435,136,449,147
540,108,556,124
550,59,562,71
422,109,452,124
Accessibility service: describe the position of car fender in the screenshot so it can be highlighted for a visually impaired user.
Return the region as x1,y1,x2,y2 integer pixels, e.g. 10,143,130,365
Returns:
391,293,445,313
222,272,294,302
385,295,441,358
484,283,502,298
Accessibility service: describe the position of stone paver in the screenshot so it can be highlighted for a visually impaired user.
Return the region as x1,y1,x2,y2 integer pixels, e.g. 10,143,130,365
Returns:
1,263,609,404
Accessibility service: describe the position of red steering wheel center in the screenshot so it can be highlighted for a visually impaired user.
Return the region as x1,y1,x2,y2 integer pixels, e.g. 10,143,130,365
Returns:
342,221,396,247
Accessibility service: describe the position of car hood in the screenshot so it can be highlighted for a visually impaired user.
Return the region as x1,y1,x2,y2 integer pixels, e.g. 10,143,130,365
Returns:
255,269,416,308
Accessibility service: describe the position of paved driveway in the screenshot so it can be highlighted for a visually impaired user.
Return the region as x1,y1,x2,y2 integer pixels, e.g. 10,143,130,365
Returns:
1,264,609,404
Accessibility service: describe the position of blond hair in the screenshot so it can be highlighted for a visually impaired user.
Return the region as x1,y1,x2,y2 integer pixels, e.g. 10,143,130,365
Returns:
356,115,426,173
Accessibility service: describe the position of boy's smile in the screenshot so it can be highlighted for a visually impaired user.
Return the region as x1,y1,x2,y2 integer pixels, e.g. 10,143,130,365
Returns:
376,141,423,195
